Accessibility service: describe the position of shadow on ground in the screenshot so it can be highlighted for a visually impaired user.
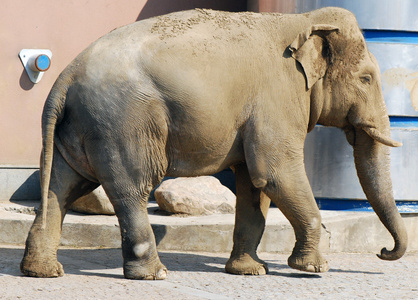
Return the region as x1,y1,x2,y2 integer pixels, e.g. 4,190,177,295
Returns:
0,248,231,278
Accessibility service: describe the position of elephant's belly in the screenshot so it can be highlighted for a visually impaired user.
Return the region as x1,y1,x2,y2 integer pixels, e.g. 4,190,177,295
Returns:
166,142,244,177
166,157,237,177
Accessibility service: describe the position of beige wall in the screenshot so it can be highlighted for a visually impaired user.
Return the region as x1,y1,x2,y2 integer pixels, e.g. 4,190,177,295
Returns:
248,0,296,13
0,0,245,166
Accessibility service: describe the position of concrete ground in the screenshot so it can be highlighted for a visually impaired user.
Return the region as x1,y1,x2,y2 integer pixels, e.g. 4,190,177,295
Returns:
1,246,417,299
0,201,417,299
1,201,417,253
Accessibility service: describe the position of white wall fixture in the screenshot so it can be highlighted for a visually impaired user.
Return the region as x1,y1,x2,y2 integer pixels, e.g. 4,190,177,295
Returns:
19,49,52,83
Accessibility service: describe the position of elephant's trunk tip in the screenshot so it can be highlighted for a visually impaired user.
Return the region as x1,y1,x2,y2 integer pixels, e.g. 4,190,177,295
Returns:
376,241,407,261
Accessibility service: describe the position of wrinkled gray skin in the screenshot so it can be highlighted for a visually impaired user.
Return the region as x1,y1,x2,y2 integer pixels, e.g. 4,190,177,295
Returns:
21,7,407,280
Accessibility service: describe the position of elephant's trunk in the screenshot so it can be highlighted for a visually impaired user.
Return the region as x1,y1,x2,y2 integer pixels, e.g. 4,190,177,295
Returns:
353,128,407,260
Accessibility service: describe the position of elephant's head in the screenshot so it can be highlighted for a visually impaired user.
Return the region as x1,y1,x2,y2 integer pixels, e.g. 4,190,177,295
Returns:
289,11,407,260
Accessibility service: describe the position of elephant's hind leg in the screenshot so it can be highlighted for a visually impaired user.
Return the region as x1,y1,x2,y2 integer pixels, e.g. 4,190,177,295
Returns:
90,139,167,280
225,163,271,275
21,147,98,277
100,176,167,280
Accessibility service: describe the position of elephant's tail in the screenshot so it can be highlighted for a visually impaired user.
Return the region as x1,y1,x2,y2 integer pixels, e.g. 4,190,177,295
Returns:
39,68,73,229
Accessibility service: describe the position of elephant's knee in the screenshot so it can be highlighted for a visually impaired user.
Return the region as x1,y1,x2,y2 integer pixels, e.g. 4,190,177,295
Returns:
311,216,321,228
251,177,267,189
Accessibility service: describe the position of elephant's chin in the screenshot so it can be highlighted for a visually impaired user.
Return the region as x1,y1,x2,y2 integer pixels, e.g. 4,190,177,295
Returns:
362,127,402,147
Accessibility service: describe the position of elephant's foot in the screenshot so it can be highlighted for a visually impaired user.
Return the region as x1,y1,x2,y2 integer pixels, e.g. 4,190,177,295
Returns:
225,253,268,275
21,255,64,278
123,259,167,280
288,251,329,273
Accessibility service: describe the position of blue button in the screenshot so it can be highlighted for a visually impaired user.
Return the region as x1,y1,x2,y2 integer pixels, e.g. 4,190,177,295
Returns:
35,54,50,71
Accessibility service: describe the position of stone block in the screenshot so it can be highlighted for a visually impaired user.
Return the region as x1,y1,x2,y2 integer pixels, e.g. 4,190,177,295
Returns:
155,176,235,215
70,186,115,215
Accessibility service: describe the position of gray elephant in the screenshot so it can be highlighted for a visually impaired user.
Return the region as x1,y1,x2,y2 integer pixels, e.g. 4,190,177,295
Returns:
21,7,407,280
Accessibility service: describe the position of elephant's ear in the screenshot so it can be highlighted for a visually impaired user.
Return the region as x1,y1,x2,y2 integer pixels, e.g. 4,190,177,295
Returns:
289,25,339,89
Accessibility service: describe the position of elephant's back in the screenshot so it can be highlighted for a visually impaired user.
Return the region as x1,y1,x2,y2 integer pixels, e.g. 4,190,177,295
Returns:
71,9,286,69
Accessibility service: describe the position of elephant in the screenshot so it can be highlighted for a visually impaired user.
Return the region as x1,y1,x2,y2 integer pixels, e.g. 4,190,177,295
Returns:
21,7,407,280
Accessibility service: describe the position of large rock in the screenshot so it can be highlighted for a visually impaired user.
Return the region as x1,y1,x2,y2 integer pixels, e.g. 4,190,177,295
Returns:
70,186,115,215
155,176,236,215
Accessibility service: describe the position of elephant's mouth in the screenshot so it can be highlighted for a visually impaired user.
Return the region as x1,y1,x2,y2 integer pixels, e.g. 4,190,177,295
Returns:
343,125,356,146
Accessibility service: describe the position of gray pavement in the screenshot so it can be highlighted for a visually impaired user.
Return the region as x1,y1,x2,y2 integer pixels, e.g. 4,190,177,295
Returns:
0,201,417,299
0,246,417,299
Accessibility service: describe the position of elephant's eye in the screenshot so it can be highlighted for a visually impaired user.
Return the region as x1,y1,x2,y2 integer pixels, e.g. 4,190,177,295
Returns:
360,74,372,85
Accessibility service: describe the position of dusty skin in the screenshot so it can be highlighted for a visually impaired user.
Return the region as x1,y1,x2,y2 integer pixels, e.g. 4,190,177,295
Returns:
3,246,418,299
21,7,407,280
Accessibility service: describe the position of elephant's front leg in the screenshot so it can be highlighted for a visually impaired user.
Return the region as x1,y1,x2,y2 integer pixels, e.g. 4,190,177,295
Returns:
225,163,271,275
263,159,329,273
